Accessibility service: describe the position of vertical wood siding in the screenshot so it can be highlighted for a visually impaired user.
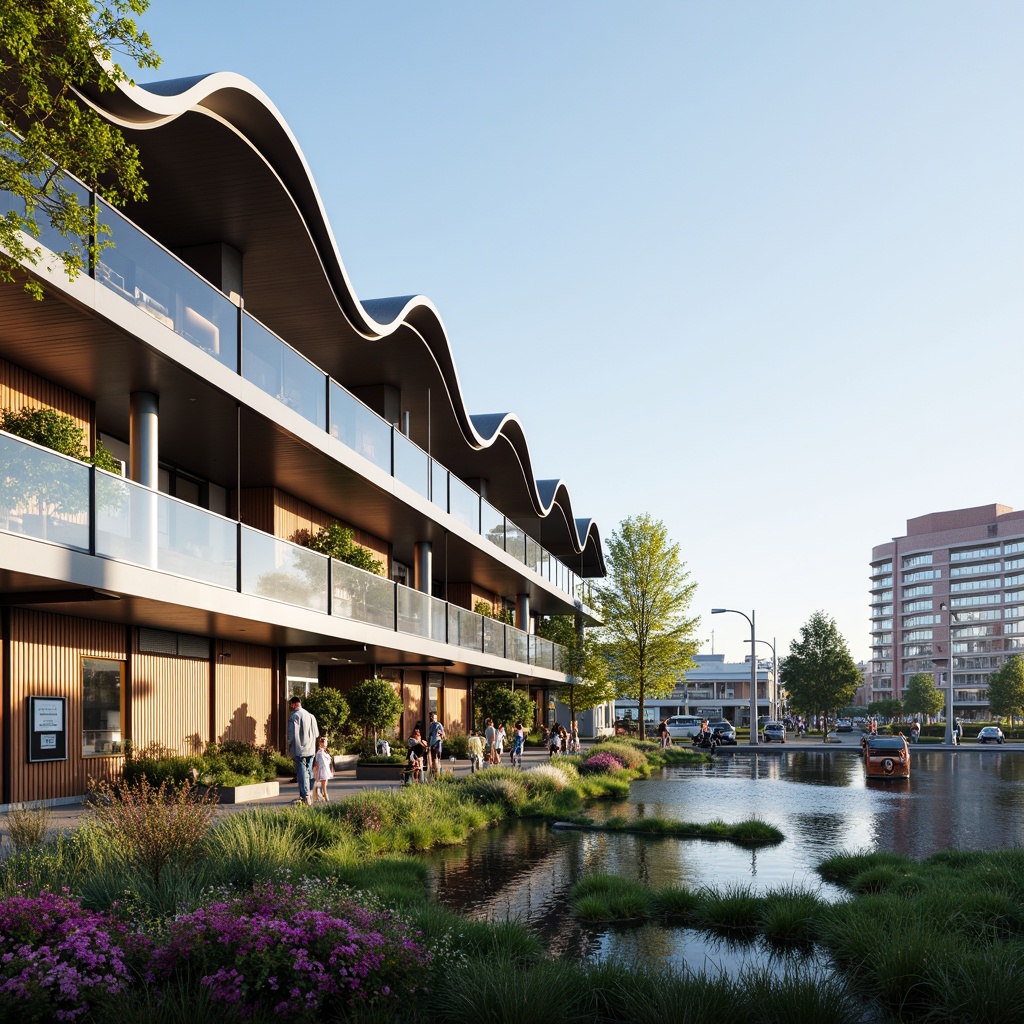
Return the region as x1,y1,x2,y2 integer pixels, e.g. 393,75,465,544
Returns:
214,641,274,746
8,609,125,803
131,638,209,756
444,679,469,734
401,671,422,740
0,358,90,437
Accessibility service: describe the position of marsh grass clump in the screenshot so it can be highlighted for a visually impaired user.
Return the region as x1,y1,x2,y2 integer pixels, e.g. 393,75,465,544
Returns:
691,883,762,934
586,739,648,769
3,803,52,853
522,763,571,791
742,967,862,1024
570,874,651,922
816,849,913,886
757,887,822,945
650,884,699,921
458,770,529,812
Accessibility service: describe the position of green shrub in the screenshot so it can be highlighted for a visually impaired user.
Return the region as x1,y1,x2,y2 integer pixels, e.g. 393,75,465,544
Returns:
4,804,52,853
122,755,202,788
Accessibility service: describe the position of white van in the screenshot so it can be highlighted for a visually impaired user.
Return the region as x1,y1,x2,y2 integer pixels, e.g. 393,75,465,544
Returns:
664,715,702,739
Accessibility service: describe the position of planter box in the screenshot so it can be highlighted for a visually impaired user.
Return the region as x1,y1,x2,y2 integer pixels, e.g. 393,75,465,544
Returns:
213,780,280,804
355,763,408,781
333,754,359,771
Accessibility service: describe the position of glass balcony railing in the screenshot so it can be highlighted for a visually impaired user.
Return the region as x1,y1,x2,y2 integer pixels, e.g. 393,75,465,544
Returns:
242,314,326,430
98,200,238,373
0,430,571,672
6,172,596,610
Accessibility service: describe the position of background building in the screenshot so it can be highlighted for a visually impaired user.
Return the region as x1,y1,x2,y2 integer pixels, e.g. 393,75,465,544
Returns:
871,504,1024,720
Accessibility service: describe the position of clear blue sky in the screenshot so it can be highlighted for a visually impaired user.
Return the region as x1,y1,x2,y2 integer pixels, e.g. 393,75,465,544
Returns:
135,1,1024,664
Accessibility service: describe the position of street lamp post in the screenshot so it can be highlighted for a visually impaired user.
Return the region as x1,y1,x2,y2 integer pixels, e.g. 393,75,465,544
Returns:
745,636,778,720
712,608,758,745
939,601,957,745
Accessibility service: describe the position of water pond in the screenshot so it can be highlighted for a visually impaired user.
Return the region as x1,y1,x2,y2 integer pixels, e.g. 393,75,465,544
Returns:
425,750,1024,971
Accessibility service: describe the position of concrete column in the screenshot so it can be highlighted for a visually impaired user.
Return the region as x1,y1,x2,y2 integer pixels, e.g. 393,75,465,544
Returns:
516,593,530,632
129,392,159,488
129,392,159,567
414,541,432,594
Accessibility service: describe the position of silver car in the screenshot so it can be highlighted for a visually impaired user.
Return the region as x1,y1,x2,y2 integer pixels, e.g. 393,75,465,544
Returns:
762,721,786,743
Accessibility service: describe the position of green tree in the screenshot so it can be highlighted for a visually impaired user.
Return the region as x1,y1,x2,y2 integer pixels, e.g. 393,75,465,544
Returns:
301,522,385,576
1,405,121,531
780,611,861,741
301,687,349,745
901,672,944,721
987,655,1024,725
0,0,160,298
346,678,403,745
868,698,904,722
596,514,700,740
538,614,614,728
473,679,535,731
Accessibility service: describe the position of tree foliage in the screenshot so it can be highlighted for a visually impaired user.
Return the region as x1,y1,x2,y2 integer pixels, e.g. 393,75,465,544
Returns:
867,698,904,721
301,687,349,745
596,514,700,739
0,0,160,298
901,672,945,719
473,679,535,730
302,522,385,576
345,678,403,738
780,611,861,738
538,613,615,725
987,655,1024,722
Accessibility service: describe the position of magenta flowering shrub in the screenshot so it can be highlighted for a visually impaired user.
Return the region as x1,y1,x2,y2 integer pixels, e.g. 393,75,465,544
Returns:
0,889,142,1022
580,752,626,775
151,882,429,1018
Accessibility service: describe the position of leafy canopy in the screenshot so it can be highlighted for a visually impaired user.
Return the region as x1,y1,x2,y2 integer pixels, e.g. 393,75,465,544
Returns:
780,611,861,728
867,698,904,721
538,614,615,723
900,672,945,719
597,514,700,739
987,655,1024,722
346,678,403,736
0,0,160,298
474,679,535,730
301,687,349,745
302,522,385,576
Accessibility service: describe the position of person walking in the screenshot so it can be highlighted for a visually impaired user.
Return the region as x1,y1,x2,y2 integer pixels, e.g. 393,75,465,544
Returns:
511,721,525,768
287,694,319,805
312,735,334,802
495,722,507,764
467,728,485,773
484,718,497,766
428,711,445,776
658,719,670,749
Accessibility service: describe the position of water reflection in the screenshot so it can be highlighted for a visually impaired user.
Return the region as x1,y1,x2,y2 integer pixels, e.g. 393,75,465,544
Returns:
426,751,1024,965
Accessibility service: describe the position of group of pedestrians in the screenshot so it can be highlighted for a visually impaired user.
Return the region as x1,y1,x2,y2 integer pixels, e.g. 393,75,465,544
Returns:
404,712,447,782
466,719,527,771
545,721,579,757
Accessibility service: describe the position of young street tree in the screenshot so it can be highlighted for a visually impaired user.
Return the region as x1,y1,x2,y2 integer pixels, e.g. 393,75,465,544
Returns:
0,0,160,298
597,514,700,740
537,614,615,729
780,611,861,740
901,672,945,723
987,655,1024,726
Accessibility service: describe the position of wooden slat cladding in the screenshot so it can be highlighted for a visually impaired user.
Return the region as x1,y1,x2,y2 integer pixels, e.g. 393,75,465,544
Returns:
401,671,423,741
447,583,502,613
8,609,125,803
214,640,274,746
0,357,90,437
444,680,469,734
131,637,209,757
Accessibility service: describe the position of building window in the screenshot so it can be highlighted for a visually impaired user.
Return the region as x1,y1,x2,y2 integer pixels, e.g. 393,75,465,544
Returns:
903,614,939,628
903,584,934,598
82,658,124,756
872,561,893,575
902,554,933,569
902,600,933,613
903,569,941,583
1004,541,1024,555
950,562,1001,578
950,546,1000,562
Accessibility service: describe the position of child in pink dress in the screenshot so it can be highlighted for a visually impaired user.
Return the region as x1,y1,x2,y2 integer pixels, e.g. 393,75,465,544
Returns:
312,735,334,802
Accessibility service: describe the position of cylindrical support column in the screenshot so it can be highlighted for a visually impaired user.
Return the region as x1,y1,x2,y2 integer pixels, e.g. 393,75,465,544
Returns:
129,392,159,488
516,593,530,632
129,392,159,567
414,541,432,594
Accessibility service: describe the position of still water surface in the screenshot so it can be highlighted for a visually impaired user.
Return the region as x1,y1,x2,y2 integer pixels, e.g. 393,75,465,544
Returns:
425,751,1024,969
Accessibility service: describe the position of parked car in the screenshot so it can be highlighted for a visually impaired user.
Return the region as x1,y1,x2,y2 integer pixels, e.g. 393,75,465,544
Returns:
664,715,703,740
709,720,737,745
862,733,910,779
978,726,1005,745
762,721,786,743
836,718,853,733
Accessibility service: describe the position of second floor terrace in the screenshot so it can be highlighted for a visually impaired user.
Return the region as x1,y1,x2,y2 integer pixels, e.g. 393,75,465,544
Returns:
0,430,569,677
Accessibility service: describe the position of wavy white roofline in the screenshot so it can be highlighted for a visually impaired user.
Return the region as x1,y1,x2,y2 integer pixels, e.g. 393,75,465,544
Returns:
77,71,604,573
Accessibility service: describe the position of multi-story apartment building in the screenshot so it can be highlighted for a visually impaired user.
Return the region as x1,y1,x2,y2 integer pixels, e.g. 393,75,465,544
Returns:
870,504,1024,719
0,68,604,805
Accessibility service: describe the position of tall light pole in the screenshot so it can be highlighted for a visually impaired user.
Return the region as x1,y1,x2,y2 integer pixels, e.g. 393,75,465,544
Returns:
712,608,758,745
745,637,777,720
939,601,957,745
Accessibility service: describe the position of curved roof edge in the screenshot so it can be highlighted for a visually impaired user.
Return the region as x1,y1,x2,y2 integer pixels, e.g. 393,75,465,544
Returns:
76,70,604,575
